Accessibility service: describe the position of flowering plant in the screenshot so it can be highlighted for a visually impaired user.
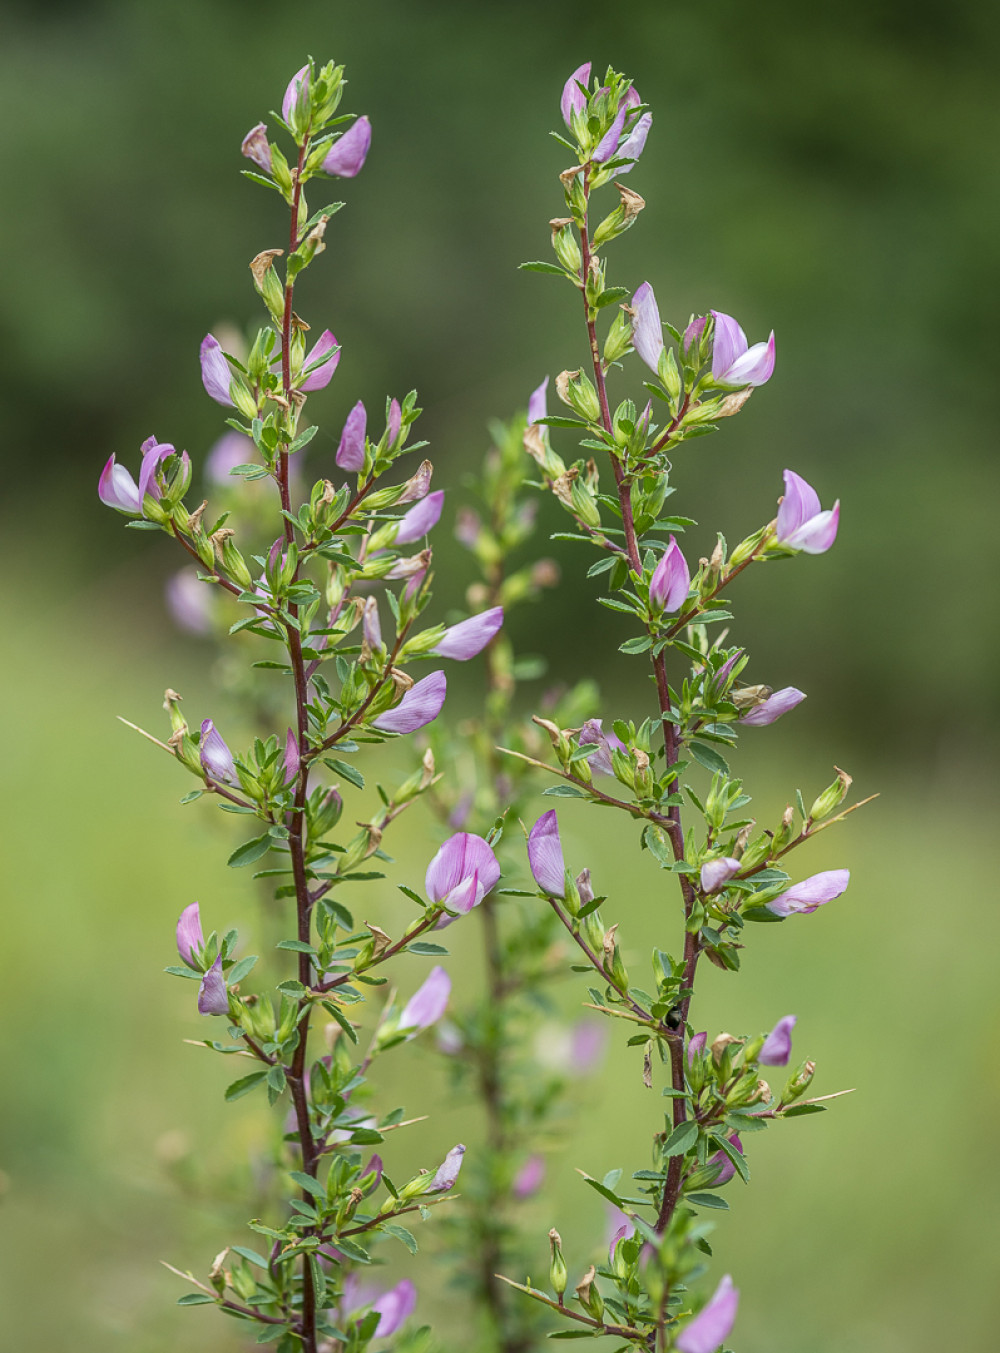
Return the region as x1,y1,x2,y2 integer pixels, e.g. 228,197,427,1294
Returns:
102,54,868,1353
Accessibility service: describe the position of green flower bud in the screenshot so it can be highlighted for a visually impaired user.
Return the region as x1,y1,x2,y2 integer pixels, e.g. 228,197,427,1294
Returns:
808,766,852,823
555,369,601,424
249,250,286,320
213,529,254,591
549,217,582,273
781,1059,816,1105
548,1229,568,1299
603,307,633,365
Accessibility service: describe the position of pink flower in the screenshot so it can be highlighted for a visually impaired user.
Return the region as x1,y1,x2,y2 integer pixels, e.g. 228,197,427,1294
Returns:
739,687,806,727
429,1144,466,1192
200,334,234,407
176,902,204,966
430,607,503,661
336,401,367,471
395,490,444,544
512,1154,546,1199
631,281,664,372
649,536,690,613
298,329,340,392
767,870,849,917
775,469,840,554
399,966,451,1033
528,376,549,424
711,310,775,386
527,811,566,897
425,832,501,918
372,671,447,734
282,64,310,126
699,858,741,893
372,1279,416,1336
560,62,591,127
676,1274,739,1353
199,719,236,783
759,1014,797,1066
322,117,372,178
241,123,271,173
197,955,229,1016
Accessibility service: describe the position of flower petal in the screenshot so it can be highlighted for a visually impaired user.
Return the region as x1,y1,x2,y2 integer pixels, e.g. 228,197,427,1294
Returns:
200,334,234,407
176,902,204,966
759,1014,797,1066
299,329,340,392
395,490,444,544
399,966,451,1032
528,375,549,425
197,955,229,1016
527,810,566,897
710,311,748,382
676,1274,739,1353
431,607,504,660
336,400,367,471
776,468,821,539
372,671,447,734
768,869,849,917
322,116,371,178
631,281,664,373
721,331,775,386
425,832,501,905
738,686,806,727
560,62,592,128
785,502,840,554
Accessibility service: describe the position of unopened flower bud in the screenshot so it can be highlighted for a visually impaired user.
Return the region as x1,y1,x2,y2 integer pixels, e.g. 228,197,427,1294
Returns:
550,218,582,272
781,1059,816,1105
711,1032,740,1064
548,1229,568,1299
213,529,254,591
163,687,188,736
575,1265,604,1319
773,804,797,851
809,766,853,823
555,369,601,423
249,248,285,318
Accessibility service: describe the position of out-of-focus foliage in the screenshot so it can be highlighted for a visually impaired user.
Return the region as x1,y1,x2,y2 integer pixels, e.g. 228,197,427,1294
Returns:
1,0,997,757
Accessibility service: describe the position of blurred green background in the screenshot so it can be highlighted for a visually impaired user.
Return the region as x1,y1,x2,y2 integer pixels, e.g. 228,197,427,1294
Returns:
1,0,998,1348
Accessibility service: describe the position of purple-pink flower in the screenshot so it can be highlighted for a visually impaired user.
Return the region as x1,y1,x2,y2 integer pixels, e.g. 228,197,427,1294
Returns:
166,571,213,635
613,107,652,174
322,116,372,178
395,490,444,544
649,536,690,613
336,400,367,471
528,376,549,425
282,64,310,126
631,281,664,373
687,1031,707,1065
387,398,402,446
759,1014,797,1066
197,955,229,1016
176,902,204,967
200,334,234,407
429,1143,466,1192
710,310,775,387
431,607,504,661
593,96,628,163
676,1274,739,1353
512,1154,546,1200
298,329,340,392
579,719,627,776
699,857,741,893
206,430,254,484
527,811,566,897
99,437,179,517
372,671,447,734
399,965,451,1033
560,62,591,127
739,687,806,727
241,122,271,173
199,719,236,784
372,1279,416,1336
767,870,849,917
425,831,501,919
775,469,840,554
705,1132,743,1186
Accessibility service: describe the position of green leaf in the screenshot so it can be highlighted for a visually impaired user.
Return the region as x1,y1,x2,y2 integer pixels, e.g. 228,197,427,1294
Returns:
349,1127,385,1145
289,1170,326,1201
689,741,730,776
780,1103,827,1117
685,1191,730,1210
594,286,631,309
224,1071,268,1102
228,835,273,868
231,1246,269,1268
742,906,785,924
381,1223,418,1254
179,790,203,805
542,784,586,798
619,635,653,655
277,940,318,954
710,1130,750,1182
323,757,365,790
177,1293,215,1306
333,1236,372,1264
407,942,449,956
663,1120,699,1156
163,964,202,980
581,1175,624,1207
519,260,570,276
227,955,259,984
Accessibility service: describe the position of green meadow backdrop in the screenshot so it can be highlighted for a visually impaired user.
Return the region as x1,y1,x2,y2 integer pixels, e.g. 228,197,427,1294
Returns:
1,0,998,1349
